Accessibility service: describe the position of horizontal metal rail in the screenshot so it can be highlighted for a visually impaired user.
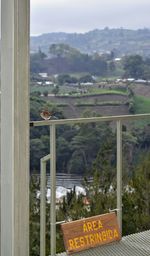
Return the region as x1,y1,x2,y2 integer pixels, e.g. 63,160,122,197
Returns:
30,113,150,127
32,113,150,256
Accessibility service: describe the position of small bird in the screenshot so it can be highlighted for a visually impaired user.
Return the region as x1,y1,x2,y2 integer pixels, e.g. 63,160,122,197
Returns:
40,110,55,120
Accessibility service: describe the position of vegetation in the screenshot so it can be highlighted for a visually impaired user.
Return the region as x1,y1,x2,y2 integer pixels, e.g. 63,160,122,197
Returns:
29,75,150,256
30,28,150,57
75,101,125,107
29,30,150,255
134,96,150,114
122,55,150,80
30,151,150,255
31,46,108,76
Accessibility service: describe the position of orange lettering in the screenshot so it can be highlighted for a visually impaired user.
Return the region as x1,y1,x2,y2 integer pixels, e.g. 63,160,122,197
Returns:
108,229,113,239
93,233,98,243
84,235,90,245
83,223,88,232
74,237,80,248
102,231,107,241
96,232,102,242
68,239,75,250
80,236,85,247
92,221,97,230
89,234,95,244
114,229,119,238
98,220,103,229
87,222,93,231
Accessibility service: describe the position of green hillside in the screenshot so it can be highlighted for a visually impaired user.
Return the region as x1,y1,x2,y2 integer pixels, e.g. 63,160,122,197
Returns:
30,28,150,57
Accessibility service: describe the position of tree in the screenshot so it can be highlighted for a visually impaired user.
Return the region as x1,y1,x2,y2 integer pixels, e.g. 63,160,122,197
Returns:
49,43,80,58
82,170,116,218
79,74,94,83
123,55,144,79
30,136,49,171
43,90,48,97
122,153,150,235
52,85,59,96
30,48,47,73
30,175,40,256
56,137,72,171
92,133,116,187
142,65,150,80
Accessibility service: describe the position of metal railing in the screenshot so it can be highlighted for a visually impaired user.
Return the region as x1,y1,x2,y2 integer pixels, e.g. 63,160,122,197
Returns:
30,113,150,256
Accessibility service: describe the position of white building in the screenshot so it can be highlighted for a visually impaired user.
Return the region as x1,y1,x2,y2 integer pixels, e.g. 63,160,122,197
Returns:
39,72,48,78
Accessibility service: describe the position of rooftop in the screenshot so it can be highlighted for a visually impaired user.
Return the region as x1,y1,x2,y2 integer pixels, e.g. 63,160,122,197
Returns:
57,230,150,256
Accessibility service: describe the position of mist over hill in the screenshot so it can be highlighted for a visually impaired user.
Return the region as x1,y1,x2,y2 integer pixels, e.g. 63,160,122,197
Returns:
31,28,150,57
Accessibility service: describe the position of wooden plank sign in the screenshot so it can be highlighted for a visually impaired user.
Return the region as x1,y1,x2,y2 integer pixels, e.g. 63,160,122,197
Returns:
61,212,121,254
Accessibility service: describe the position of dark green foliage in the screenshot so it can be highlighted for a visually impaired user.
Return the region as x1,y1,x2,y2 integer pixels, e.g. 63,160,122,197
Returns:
49,43,80,58
30,129,150,255
30,48,47,73
123,55,144,79
52,85,59,95
122,55,150,80
30,135,49,171
58,187,86,222
128,100,135,114
83,171,116,218
122,153,150,235
30,95,64,172
30,175,40,256
79,74,94,83
30,94,45,121
57,74,78,85
30,44,108,76
43,90,49,97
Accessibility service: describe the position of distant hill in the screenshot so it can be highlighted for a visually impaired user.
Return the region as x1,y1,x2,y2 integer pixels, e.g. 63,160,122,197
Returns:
31,28,150,57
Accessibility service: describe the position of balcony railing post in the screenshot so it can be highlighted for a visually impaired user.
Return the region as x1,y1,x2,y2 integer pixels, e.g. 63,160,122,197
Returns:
50,125,56,256
40,159,46,256
117,120,123,235
40,154,51,256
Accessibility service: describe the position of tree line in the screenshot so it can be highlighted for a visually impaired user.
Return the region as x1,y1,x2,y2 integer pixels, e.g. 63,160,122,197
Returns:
31,45,150,81
30,44,114,76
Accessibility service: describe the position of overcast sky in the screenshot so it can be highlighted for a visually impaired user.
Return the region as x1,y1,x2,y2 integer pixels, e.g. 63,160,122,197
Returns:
31,0,150,35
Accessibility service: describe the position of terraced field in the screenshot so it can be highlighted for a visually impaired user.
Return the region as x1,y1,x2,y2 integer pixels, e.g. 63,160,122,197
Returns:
47,93,129,118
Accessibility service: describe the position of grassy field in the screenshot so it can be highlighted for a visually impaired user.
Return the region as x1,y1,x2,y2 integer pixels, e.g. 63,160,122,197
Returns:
132,96,150,127
30,84,128,96
88,88,127,95
75,101,126,106
134,96,150,114
30,85,54,93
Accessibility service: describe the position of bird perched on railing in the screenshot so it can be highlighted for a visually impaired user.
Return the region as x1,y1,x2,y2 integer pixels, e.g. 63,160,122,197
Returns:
40,110,57,120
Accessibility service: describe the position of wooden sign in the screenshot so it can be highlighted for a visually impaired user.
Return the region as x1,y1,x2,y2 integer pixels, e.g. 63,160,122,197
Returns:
61,212,121,254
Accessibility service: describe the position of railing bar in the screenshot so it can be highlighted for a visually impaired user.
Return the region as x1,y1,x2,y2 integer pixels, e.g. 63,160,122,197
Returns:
56,221,66,225
30,113,150,127
117,120,122,235
50,124,56,256
40,160,46,256
41,154,51,162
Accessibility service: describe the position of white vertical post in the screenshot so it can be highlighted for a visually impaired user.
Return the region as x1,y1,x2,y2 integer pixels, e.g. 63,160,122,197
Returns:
117,120,123,235
40,160,46,256
50,125,56,256
1,0,30,256
40,154,50,256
